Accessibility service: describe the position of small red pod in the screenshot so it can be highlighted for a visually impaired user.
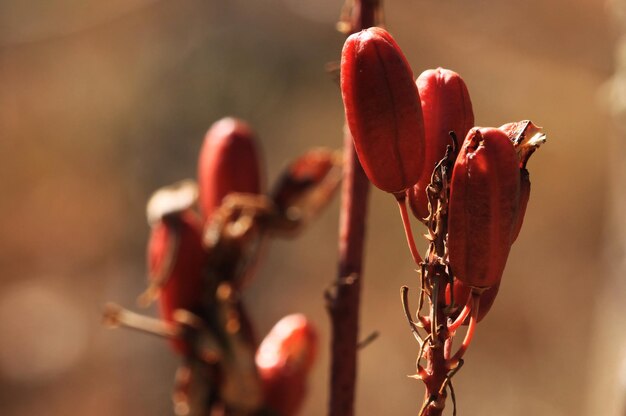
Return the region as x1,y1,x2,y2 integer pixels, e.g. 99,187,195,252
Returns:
255,314,317,416
198,117,262,222
147,210,207,354
407,68,474,221
340,27,425,194
448,128,520,288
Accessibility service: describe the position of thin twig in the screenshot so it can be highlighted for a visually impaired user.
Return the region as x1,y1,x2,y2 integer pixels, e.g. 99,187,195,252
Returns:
401,286,426,343
396,194,424,265
357,331,380,350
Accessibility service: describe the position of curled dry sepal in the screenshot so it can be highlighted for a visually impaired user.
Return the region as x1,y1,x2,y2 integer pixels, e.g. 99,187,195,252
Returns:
105,116,342,416
340,25,546,414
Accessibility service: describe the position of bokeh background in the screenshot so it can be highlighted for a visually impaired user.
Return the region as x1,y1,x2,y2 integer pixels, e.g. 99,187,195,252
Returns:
0,0,619,415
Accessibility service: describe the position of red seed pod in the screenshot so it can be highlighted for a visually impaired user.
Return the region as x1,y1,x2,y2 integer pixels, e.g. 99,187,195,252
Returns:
511,168,530,242
255,314,317,416
340,27,425,194
198,117,262,222
499,121,546,242
270,148,342,234
448,127,520,288
271,148,339,212
447,280,500,324
407,68,474,221
147,210,207,354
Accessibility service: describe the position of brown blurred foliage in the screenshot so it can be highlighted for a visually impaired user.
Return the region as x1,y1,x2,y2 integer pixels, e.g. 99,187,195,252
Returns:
0,0,615,415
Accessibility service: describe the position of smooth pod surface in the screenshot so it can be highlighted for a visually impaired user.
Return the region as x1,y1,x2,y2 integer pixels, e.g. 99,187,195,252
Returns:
511,168,530,243
341,27,425,193
256,314,317,416
408,68,474,220
198,117,262,222
448,128,520,288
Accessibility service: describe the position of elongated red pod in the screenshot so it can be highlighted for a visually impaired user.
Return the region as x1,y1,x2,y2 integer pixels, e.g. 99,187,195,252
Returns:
341,27,425,193
148,210,207,353
408,68,474,220
256,314,317,416
448,128,520,288
198,117,262,222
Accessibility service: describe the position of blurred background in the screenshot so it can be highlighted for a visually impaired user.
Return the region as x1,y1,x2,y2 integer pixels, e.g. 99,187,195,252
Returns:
0,0,619,415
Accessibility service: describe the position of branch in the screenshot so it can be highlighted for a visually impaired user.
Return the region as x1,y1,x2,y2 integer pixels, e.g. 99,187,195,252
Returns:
327,2,380,416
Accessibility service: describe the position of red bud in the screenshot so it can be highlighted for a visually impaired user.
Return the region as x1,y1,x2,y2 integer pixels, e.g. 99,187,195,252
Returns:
198,117,262,222
147,210,207,353
408,68,474,220
340,27,425,193
448,128,520,288
256,314,317,416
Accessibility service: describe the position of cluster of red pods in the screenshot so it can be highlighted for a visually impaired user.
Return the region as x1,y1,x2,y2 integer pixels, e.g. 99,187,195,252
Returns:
340,26,546,408
110,117,342,415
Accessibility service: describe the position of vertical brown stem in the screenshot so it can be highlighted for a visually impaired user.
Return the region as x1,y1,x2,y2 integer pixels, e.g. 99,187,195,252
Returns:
419,285,450,416
349,0,378,31
328,131,369,416
418,257,451,416
327,2,379,416
422,333,449,415
418,147,457,416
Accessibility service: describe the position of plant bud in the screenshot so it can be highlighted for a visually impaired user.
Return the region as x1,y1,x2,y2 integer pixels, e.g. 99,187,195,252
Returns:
340,27,425,194
448,128,520,288
256,314,317,416
147,210,207,353
408,68,474,220
198,117,262,222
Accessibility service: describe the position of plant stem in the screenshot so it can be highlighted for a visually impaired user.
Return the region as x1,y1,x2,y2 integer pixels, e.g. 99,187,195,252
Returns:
396,195,424,265
327,130,369,416
419,265,451,416
327,3,379,416
417,145,459,416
